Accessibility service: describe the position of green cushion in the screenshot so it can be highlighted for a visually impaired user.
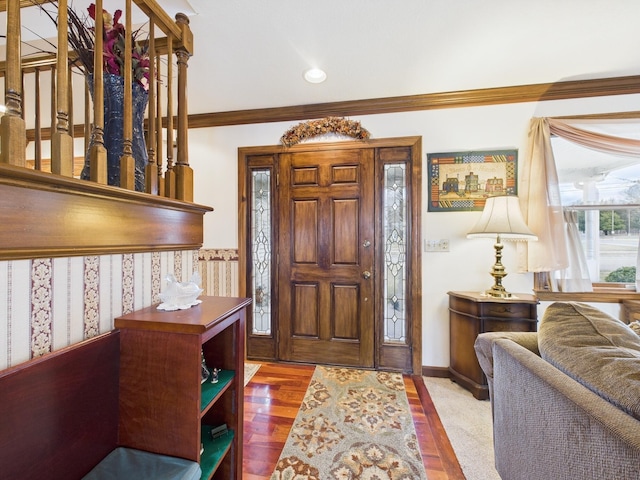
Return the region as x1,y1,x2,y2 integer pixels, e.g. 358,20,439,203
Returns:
539,302,640,421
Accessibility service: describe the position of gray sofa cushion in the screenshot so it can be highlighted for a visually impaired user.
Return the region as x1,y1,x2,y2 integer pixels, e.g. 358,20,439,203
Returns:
82,447,201,480
538,301,640,421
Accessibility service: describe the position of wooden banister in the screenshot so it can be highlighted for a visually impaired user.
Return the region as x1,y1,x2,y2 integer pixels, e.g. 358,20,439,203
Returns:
132,0,183,48
0,0,204,261
1,0,195,201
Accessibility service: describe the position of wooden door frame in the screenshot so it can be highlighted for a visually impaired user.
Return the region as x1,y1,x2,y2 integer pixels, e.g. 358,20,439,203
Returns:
238,136,422,374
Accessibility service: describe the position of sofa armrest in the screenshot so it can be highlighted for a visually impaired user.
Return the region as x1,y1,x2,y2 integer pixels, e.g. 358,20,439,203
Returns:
474,331,539,402
492,338,640,480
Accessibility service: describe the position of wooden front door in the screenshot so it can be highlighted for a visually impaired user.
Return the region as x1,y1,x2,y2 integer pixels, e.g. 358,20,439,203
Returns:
277,148,375,367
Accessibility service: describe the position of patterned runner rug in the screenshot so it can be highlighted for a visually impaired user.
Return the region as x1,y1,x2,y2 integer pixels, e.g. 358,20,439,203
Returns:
270,366,428,479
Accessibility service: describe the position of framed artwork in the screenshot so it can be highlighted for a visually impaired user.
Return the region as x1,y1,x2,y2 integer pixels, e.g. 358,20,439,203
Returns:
427,149,518,212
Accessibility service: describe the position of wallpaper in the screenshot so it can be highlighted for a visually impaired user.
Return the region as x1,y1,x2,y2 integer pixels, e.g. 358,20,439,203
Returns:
0,249,239,371
0,251,199,369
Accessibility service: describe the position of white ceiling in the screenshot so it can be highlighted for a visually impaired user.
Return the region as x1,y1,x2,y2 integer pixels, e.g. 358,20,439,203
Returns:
182,0,640,115
13,0,640,115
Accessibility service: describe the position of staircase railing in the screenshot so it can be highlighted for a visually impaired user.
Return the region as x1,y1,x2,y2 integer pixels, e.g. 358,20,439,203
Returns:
0,0,194,201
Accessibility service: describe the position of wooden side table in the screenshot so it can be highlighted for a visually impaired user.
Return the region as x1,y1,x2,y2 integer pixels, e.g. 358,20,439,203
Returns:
448,291,538,400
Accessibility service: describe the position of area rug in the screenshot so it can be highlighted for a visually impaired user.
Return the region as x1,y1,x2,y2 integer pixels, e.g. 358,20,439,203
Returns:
270,366,428,479
244,362,261,386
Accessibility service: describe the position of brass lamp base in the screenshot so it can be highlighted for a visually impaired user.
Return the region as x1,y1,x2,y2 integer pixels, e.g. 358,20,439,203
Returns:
484,235,512,298
485,283,512,298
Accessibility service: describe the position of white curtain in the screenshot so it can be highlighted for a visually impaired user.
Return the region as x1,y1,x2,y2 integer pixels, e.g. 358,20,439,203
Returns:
518,118,568,274
559,210,592,291
519,117,640,291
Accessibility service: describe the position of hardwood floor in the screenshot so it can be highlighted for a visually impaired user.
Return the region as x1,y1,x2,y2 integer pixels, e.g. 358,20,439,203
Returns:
243,362,465,479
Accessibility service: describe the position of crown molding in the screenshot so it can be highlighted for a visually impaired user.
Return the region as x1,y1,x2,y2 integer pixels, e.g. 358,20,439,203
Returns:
25,75,640,142
188,75,640,128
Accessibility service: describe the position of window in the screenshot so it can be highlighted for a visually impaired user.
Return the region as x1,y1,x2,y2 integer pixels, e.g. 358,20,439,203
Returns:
552,126,640,288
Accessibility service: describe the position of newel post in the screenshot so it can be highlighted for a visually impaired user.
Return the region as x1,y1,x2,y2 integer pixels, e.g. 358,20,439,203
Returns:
174,13,193,202
0,0,26,166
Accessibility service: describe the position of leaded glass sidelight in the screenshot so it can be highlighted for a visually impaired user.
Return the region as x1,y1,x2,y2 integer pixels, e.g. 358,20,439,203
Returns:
251,170,272,335
383,164,407,343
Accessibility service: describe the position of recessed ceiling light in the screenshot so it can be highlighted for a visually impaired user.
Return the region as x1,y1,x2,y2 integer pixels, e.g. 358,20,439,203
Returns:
304,68,327,84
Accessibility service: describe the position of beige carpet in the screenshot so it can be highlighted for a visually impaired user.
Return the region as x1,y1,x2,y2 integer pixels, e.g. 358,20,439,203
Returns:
271,366,427,479
244,362,261,386
423,377,499,480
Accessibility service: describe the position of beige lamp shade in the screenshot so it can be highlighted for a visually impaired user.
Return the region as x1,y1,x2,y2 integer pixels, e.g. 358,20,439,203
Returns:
467,195,537,241
467,195,536,298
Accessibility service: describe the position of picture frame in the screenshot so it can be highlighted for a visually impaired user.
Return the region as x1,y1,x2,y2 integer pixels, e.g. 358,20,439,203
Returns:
427,149,518,212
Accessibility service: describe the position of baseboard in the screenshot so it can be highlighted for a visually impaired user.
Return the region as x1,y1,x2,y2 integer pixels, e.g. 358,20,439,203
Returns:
421,366,450,378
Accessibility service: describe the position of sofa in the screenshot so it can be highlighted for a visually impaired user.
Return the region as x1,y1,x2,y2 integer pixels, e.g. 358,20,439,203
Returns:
474,301,640,480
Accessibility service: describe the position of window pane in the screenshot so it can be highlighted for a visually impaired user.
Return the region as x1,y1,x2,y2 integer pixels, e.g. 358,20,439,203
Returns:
251,170,271,335
383,163,407,343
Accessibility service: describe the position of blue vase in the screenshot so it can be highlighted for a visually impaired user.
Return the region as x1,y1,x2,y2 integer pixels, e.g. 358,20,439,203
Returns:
81,73,149,192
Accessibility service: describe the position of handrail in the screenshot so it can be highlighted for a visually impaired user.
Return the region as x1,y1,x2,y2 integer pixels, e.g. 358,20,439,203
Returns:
0,0,188,49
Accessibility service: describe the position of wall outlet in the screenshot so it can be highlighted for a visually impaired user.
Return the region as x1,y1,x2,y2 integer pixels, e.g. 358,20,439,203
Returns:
425,239,450,252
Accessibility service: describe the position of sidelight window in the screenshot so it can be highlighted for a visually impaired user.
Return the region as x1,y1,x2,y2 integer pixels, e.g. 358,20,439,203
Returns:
383,164,407,343
251,170,272,335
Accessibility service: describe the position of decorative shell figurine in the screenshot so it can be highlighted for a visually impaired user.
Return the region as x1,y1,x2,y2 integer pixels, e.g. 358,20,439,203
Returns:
157,272,203,310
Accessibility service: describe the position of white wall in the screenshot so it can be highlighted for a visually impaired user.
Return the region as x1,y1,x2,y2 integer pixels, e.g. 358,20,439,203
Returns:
189,93,640,368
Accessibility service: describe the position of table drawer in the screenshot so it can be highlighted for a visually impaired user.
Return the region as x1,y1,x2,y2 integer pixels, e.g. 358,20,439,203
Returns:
484,317,537,332
481,302,533,319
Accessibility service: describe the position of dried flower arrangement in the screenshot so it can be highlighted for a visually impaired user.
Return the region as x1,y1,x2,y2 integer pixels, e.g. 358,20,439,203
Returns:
280,117,371,147
35,1,150,90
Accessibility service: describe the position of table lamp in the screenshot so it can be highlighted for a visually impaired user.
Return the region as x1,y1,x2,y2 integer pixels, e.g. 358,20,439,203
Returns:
467,195,537,298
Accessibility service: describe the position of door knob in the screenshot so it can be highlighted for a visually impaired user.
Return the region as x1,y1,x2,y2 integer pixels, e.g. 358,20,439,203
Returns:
362,270,371,279
362,240,371,248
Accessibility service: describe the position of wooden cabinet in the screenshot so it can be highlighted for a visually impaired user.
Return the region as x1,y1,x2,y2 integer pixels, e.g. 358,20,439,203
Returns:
448,291,538,400
115,296,251,480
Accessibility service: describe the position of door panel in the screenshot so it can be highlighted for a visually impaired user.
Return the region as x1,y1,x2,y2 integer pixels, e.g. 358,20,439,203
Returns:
278,149,375,367
332,284,359,339
292,200,318,264
292,283,319,336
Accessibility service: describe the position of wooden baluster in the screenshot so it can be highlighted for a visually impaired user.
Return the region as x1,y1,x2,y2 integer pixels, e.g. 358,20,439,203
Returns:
89,0,107,185
145,18,158,195
84,83,91,158
0,0,26,166
119,0,135,190
51,0,73,177
174,13,193,202
50,66,56,140
68,64,74,134
156,52,164,197
34,68,42,171
68,63,74,171
164,38,176,198
20,66,25,122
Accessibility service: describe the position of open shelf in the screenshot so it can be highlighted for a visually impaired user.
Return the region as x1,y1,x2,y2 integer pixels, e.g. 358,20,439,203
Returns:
201,369,234,413
200,428,234,479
